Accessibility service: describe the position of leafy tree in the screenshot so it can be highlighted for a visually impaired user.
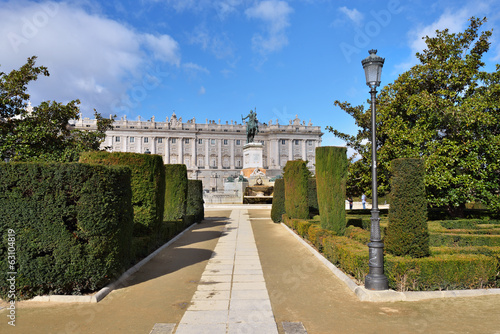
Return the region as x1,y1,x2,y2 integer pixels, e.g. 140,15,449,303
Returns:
0,56,113,162
329,17,500,216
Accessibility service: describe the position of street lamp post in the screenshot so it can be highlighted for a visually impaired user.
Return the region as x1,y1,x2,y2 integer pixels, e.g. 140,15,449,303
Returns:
361,49,389,290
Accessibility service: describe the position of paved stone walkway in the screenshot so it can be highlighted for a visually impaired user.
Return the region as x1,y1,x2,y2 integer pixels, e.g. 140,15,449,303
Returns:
174,209,278,334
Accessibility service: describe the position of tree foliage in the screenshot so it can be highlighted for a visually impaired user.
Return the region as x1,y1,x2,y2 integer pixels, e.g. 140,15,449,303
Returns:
0,56,113,162
329,17,500,215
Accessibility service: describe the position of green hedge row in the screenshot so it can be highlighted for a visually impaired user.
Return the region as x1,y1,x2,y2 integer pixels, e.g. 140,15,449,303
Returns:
80,152,165,236
187,180,204,223
0,163,134,300
315,147,347,234
283,215,499,291
429,233,500,247
271,178,285,223
385,158,430,258
164,164,188,221
283,160,310,219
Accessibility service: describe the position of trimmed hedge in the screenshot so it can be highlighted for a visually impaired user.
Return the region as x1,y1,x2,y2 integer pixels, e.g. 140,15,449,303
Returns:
308,178,320,217
271,178,286,223
283,160,310,219
164,164,188,221
80,151,165,236
187,180,204,223
315,147,348,234
429,233,500,247
283,216,499,290
385,158,430,258
0,163,133,300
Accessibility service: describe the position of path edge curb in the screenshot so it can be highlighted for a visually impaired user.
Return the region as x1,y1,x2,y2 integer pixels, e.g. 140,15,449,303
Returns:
279,222,500,302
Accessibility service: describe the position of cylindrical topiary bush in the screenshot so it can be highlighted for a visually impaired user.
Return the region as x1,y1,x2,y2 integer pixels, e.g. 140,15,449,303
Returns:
385,158,430,258
271,178,286,223
284,160,310,219
315,146,348,235
164,164,188,221
187,179,204,223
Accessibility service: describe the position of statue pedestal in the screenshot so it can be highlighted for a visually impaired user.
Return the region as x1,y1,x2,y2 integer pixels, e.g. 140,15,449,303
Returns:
243,143,264,169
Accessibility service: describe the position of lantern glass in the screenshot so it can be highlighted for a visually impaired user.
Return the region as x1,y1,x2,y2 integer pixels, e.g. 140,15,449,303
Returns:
361,50,384,87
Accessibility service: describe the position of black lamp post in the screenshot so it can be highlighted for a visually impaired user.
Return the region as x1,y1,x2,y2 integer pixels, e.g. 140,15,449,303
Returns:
361,49,389,290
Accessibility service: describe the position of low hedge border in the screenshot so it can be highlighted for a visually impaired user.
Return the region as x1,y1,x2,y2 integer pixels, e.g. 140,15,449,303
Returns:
430,233,500,247
283,215,499,291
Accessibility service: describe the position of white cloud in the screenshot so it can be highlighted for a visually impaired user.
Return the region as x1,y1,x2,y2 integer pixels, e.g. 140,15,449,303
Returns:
143,34,180,66
0,1,180,116
198,86,206,95
338,6,363,26
396,3,490,72
245,0,293,55
183,62,210,75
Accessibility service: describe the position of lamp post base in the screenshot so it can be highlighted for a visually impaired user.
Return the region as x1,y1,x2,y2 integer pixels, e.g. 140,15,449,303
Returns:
365,273,389,290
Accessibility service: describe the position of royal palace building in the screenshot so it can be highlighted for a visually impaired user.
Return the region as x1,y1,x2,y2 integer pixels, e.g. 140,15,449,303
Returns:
71,112,323,191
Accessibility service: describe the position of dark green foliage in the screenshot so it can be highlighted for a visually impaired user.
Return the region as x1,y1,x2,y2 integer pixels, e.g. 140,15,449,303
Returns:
187,180,204,223
385,159,430,258
271,178,286,223
79,151,166,236
0,163,133,300
308,178,320,217
283,160,310,219
164,164,188,221
315,147,348,234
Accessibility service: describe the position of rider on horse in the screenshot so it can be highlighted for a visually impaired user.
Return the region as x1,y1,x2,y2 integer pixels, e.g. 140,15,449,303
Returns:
241,110,259,143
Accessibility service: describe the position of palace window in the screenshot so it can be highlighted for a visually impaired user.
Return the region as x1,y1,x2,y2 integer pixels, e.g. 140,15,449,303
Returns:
157,138,163,143
281,139,286,145
198,139,203,144
185,138,190,144
130,137,135,143
211,139,216,145
236,140,241,145
144,137,149,143
115,137,120,142
294,140,299,145
171,138,177,143
223,139,228,145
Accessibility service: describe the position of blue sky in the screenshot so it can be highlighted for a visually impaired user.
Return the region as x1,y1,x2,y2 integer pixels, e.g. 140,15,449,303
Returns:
1,0,500,149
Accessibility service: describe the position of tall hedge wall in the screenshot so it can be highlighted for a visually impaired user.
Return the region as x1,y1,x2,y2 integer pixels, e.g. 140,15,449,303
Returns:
80,151,165,236
0,163,133,300
187,179,204,223
271,178,286,222
284,160,310,219
316,146,348,235
385,158,430,258
164,164,188,221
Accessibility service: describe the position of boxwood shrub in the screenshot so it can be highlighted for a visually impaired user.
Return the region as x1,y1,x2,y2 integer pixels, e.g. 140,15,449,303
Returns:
385,158,430,258
283,160,310,219
187,180,204,223
271,178,285,223
0,163,133,300
164,164,188,221
315,147,347,234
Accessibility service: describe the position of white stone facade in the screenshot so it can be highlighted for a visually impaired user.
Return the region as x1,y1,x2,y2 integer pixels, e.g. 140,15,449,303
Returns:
71,113,323,191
